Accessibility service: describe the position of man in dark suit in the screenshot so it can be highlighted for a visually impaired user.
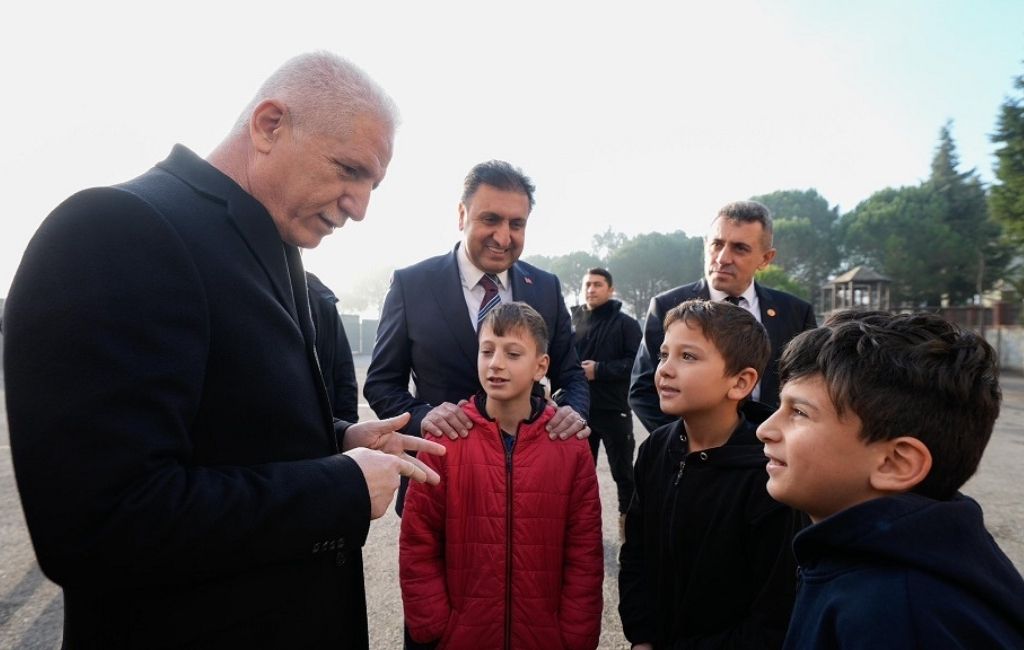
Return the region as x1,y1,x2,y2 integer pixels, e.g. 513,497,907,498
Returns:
3,52,442,649
364,161,590,447
629,200,817,432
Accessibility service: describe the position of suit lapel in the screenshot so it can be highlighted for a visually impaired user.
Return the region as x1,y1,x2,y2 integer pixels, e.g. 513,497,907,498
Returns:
754,282,784,349
510,262,533,303
225,199,299,323
159,146,297,322
426,247,479,368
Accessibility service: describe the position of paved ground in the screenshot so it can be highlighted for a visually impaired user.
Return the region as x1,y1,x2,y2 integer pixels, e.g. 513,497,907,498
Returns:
1,361,1023,649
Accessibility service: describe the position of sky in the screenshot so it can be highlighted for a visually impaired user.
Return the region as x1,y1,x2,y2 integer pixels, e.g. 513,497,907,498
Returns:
2,0,1023,309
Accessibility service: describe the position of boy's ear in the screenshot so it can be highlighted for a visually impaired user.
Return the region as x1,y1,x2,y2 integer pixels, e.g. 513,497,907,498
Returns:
870,437,932,493
533,353,550,382
726,367,759,401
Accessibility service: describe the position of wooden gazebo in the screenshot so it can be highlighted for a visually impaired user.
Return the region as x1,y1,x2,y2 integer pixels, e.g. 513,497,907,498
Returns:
820,266,891,314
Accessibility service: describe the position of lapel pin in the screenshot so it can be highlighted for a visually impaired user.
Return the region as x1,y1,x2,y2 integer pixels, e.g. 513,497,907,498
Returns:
524,276,533,285
767,308,777,317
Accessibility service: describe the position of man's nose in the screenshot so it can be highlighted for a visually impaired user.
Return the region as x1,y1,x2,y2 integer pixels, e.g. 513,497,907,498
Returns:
339,185,372,222
491,222,511,246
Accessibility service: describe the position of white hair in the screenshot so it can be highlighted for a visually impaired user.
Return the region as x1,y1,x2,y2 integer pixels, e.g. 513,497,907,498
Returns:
231,51,399,137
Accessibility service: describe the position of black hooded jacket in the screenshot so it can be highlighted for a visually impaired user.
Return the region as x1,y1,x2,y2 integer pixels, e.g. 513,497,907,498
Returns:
618,402,805,649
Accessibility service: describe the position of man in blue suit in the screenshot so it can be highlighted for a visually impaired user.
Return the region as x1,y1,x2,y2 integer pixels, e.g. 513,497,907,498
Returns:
365,161,590,450
629,200,817,432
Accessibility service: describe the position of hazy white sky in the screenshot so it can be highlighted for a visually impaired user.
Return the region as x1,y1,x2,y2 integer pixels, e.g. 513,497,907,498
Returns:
2,0,1023,304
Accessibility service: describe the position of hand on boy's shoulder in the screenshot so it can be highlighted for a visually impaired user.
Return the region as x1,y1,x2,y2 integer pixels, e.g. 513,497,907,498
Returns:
545,404,591,440
422,400,473,439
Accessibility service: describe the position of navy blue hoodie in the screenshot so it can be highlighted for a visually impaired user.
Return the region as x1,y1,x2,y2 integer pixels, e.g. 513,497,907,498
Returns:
784,493,1024,649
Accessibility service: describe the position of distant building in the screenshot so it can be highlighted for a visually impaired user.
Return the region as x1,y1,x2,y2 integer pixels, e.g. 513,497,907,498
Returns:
820,266,891,314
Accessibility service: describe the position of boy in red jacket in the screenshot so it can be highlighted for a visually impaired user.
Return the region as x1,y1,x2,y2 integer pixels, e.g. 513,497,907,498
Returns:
400,302,603,650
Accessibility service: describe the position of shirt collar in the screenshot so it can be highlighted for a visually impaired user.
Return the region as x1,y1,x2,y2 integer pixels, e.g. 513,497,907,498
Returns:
708,281,756,305
457,242,510,290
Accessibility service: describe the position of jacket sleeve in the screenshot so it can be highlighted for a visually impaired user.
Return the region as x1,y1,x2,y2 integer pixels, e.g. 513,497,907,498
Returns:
669,506,804,650
617,438,656,645
3,189,371,587
629,297,675,432
548,279,591,419
399,449,451,644
595,313,643,383
559,443,604,650
329,308,360,423
363,271,434,435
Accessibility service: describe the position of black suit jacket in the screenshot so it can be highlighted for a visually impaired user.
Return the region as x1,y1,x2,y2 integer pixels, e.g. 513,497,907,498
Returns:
364,245,589,435
4,146,372,648
629,279,817,432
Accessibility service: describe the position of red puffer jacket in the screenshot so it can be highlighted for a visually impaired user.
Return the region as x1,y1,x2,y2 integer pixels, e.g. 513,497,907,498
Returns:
400,395,603,649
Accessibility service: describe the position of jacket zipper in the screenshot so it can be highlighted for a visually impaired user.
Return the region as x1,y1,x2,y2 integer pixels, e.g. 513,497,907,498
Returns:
673,457,687,485
504,429,515,650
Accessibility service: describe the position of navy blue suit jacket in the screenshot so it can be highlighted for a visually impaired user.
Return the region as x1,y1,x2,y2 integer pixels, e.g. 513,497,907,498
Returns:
629,279,817,432
364,245,589,435
4,146,372,648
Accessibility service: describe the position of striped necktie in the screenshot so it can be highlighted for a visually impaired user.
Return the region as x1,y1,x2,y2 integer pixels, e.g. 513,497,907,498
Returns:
478,273,501,326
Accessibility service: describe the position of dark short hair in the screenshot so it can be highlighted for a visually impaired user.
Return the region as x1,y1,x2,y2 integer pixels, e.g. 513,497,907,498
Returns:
779,310,1002,500
716,200,774,247
585,267,613,287
663,299,770,381
462,160,536,210
480,301,549,354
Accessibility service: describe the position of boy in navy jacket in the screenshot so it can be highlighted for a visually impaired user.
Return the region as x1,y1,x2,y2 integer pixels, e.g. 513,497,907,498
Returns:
758,310,1024,648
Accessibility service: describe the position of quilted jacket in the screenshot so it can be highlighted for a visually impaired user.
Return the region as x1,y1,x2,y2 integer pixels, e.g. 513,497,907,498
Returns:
400,395,603,649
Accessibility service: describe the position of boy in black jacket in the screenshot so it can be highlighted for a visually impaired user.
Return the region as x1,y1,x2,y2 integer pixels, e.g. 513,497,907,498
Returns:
618,299,802,649
758,310,1024,648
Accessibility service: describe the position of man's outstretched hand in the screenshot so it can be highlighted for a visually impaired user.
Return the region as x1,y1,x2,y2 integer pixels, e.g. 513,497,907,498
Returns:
343,413,446,519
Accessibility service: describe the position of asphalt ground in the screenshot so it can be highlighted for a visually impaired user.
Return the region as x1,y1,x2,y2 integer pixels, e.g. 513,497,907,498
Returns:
1,362,1022,649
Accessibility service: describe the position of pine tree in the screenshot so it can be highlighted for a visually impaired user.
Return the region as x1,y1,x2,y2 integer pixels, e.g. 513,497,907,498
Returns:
991,70,1024,248
927,122,1005,302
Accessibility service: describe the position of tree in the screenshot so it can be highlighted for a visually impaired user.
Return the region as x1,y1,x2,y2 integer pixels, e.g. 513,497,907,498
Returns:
991,68,1024,249
752,189,841,300
840,185,956,306
523,251,604,305
927,121,1009,302
591,227,628,259
607,231,703,316
755,264,810,302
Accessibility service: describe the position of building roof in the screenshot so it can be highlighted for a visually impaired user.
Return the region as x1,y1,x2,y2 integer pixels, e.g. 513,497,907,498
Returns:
827,265,890,285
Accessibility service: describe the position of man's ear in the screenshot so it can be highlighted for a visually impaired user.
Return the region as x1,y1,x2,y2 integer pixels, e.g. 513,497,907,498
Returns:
759,247,777,270
457,202,467,231
249,100,288,154
870,437,932,493
727,367,759,401
534,353,551,382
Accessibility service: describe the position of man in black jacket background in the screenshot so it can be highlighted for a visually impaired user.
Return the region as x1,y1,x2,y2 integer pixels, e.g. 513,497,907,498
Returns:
572,268,642,539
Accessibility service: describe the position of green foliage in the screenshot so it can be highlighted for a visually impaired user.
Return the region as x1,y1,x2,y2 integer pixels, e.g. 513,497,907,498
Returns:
751,189,841,298
755,264,810,301
607,231,704,316
840,124,1008,306
929,122,1011,301
522,251,603,305
991,70,1024,248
